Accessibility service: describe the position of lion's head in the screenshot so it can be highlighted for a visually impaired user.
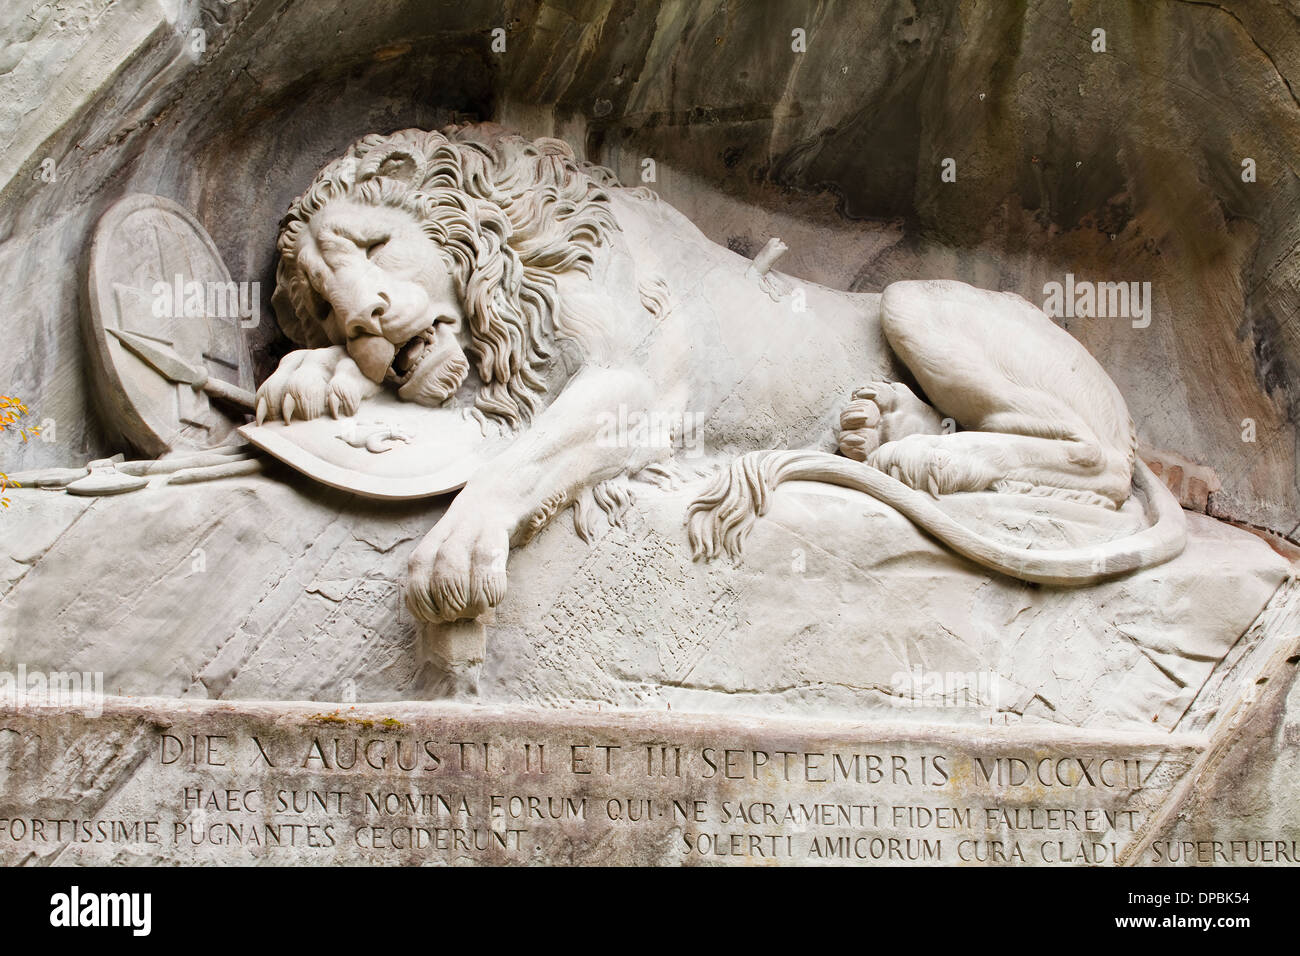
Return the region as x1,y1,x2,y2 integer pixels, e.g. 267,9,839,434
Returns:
272,124,619,427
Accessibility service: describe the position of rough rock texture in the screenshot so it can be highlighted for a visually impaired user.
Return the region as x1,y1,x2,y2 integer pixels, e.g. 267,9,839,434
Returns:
1,473,1291,734
1,466,445,703
1154,614,1300,861
2,0,1299,541
484,481,1292,732
3,2,1300,867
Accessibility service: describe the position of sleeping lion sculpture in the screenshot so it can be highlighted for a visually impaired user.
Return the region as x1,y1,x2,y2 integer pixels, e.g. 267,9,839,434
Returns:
255,122,1185,623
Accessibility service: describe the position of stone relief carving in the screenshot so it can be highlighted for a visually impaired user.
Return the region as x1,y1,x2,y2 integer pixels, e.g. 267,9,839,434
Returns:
252,124,1186,623
85,194,255,456
4,0,1300,874
3,116,1296,871
5,121,1286,741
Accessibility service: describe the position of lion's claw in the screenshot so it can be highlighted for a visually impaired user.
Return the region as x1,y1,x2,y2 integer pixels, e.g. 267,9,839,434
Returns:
406,503,511,623
254,346,382,426
852,381,893,406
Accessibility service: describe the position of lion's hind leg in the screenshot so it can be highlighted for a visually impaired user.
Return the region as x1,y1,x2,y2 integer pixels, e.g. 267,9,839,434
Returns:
868,425,1131,506
874,279,1135,506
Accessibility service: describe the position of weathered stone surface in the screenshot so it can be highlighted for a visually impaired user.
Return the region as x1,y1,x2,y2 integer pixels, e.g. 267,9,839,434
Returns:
2,0,1299,540
1148,611,1300,864
4,1,1300,870
1,471,445,703
0,698,1207,866
2,473,1290,734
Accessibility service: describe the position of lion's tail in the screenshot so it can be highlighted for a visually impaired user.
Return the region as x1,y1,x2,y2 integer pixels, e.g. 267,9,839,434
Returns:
685,450,1186,586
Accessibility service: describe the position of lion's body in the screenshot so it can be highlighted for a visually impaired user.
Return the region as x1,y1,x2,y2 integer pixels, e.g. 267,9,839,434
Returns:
558,188,901,458
261,124,1185,623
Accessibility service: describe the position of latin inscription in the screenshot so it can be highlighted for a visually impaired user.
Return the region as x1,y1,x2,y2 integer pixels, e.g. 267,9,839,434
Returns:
0,708,1225,865
0,706,1288,865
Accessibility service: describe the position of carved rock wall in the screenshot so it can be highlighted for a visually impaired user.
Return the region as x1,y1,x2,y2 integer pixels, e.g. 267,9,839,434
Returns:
1,0,1297,541
1,473,1290,734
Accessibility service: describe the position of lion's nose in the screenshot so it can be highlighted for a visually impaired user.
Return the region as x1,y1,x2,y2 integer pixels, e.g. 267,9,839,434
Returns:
345,293,388,339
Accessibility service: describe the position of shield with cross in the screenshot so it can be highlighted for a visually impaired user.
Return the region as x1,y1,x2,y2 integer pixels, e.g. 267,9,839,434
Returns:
85,193,255,457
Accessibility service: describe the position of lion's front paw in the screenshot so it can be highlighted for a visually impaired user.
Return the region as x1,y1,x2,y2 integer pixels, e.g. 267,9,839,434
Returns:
868,434,996,498
406,507,510,623
838,381,945,461
837,395,883,461
255,347,381,424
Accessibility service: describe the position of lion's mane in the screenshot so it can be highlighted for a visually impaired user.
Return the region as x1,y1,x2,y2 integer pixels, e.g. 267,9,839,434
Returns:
272,123,620,427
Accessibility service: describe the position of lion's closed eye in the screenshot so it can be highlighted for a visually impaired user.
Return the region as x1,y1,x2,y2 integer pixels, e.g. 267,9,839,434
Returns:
365,237,389,259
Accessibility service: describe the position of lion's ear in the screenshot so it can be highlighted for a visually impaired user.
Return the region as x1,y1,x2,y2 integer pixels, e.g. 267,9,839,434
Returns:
357,147,426,187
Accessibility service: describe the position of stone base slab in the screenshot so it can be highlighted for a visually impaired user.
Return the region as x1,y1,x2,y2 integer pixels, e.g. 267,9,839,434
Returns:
2,696,1282,866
